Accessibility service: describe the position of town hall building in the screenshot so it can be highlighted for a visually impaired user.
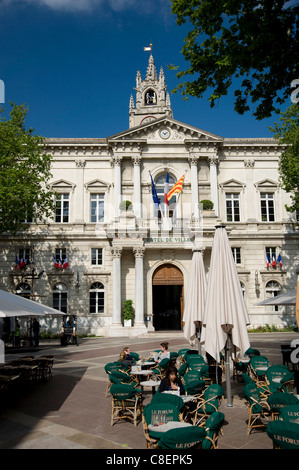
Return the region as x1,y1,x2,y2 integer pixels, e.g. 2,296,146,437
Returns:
1,53,298,337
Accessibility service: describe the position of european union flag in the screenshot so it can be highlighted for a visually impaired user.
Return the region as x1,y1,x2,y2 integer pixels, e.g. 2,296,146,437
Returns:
150,173,160,206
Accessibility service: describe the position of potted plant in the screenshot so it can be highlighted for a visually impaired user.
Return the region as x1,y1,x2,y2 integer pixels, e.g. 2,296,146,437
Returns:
119,200,133,212
199,199,214,211
123,299,134,327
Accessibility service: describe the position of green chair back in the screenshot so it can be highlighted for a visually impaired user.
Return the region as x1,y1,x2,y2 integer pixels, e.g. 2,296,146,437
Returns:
105,362,129,374
245,348,260,357
178,363,188,377
158,426,206,449
109,370,134,385
267,392,299,413
266,365,294,391
243,384,263,413
203,384,224,414
185,355,206,366
279,404,299,422
110,383,141,399
178,348,191,357
150,392,184,411
184,370,202,383
201,411,225,449
185,379,205,396
250,355,269,369
130,352,139,362
143,403,181,440
267,420,299,449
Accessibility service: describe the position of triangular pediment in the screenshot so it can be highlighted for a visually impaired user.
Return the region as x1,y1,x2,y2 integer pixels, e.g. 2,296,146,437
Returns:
51,179,76,191
85,179,111,190
108,117,223,143
255,178,279,189
219,179,246,190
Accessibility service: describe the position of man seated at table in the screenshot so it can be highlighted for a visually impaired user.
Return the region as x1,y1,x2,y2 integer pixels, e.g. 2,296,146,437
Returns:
158,366,185,395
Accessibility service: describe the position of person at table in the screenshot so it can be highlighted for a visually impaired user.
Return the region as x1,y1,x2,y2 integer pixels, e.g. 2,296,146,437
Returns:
119,347,134,366
154,342,170,363
158,366,185,395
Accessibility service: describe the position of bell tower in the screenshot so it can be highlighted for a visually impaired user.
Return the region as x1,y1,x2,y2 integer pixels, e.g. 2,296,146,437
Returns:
129,53,173,128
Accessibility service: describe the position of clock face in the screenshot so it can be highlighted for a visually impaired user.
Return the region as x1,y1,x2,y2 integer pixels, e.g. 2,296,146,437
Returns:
160,128,170,139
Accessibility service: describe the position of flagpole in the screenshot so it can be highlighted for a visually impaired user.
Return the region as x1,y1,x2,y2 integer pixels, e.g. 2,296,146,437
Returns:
149,171,164,221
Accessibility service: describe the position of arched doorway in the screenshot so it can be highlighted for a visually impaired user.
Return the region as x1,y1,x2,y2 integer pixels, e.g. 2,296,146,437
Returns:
152,264,184,331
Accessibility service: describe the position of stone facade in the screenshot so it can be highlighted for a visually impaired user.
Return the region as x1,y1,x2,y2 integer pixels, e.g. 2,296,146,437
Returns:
1,54,298,337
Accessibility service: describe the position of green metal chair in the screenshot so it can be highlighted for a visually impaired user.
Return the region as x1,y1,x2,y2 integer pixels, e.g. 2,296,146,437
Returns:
142,402,182,449
243,383,271,435
266,419,299,449
201,411,225,449
267,392,299,420
157,425,207,449
110,383,143,427
191,384,224,426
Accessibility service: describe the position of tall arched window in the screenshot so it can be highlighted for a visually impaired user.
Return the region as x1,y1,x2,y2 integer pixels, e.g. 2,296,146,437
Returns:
266,281,281,312
52,283,68,313
155,173,177,218
90,282,105,314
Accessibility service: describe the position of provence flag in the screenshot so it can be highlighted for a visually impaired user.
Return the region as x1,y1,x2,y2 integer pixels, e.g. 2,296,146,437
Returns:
166,174,185,202
150,173,160,206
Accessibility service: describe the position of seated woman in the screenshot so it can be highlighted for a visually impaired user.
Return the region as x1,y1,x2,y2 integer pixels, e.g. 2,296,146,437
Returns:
154,342,171,363
158,366,185,395
119,347,134,366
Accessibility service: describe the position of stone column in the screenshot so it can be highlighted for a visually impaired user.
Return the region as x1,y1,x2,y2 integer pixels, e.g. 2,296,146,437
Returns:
208,155,219,216
112,155,122,218
189,154,199,218
133,247,145,326
132,155,142,218
111,247,122,325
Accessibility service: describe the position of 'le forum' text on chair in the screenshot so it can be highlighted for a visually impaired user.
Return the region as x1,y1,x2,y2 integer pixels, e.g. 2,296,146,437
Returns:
266,419,299,449
142,402,182,449
157,426,207,449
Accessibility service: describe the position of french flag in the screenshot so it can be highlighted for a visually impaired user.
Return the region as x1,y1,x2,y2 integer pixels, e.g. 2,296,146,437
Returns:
272,254,276,268
53,254,62,269
266,254,270,267
277,254,282,268
63,256,69,269
15,256,19,270
20,257,26,269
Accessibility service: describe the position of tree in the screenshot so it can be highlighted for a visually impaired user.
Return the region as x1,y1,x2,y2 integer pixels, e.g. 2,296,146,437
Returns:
0,103,54,234
270,104,299,214
171,0,299,119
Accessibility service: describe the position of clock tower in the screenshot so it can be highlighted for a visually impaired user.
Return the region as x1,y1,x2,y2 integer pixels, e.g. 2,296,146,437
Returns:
129,53,173,128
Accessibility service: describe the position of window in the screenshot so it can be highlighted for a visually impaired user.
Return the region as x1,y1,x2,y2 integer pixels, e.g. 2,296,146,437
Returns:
226,193,240,222
232,248,241,265
265,281,281,312
55,193,69,223
55,248,67,264
52,283,68,313
90,194,104,223
260,193,275,221
266,247,277,266
89,282,104,314
91,248,103,266
154,173,177,218
18,248,30,264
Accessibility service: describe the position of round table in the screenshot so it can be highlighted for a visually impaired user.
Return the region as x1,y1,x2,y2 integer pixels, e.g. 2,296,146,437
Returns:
140,380,161,394
148,421,193,434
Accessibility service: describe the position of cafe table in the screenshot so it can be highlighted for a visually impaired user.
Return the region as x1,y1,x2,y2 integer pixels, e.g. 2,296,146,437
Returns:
140,379,161,394
148,421,193,434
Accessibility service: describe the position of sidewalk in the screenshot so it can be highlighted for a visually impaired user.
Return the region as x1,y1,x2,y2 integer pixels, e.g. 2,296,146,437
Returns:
0,332,298,450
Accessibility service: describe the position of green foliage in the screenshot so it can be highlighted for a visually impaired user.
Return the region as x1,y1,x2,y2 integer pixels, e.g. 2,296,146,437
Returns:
123,299,134,320
119,200,133,211
269,104,299,214
199,199,214,210
248,324,298,333
0,102,54,234
170,0,299,120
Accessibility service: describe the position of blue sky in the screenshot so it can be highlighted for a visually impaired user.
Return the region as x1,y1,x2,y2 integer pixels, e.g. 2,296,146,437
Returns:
0,0,290,138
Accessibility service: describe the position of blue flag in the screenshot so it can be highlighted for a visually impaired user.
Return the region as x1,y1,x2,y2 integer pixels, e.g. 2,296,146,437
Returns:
150,173,160,206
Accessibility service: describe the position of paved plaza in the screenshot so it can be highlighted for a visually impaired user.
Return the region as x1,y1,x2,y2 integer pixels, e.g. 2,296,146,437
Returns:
0,331,298,451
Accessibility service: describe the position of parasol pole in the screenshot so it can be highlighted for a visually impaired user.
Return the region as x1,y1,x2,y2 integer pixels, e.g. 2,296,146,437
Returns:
225,330,233,407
